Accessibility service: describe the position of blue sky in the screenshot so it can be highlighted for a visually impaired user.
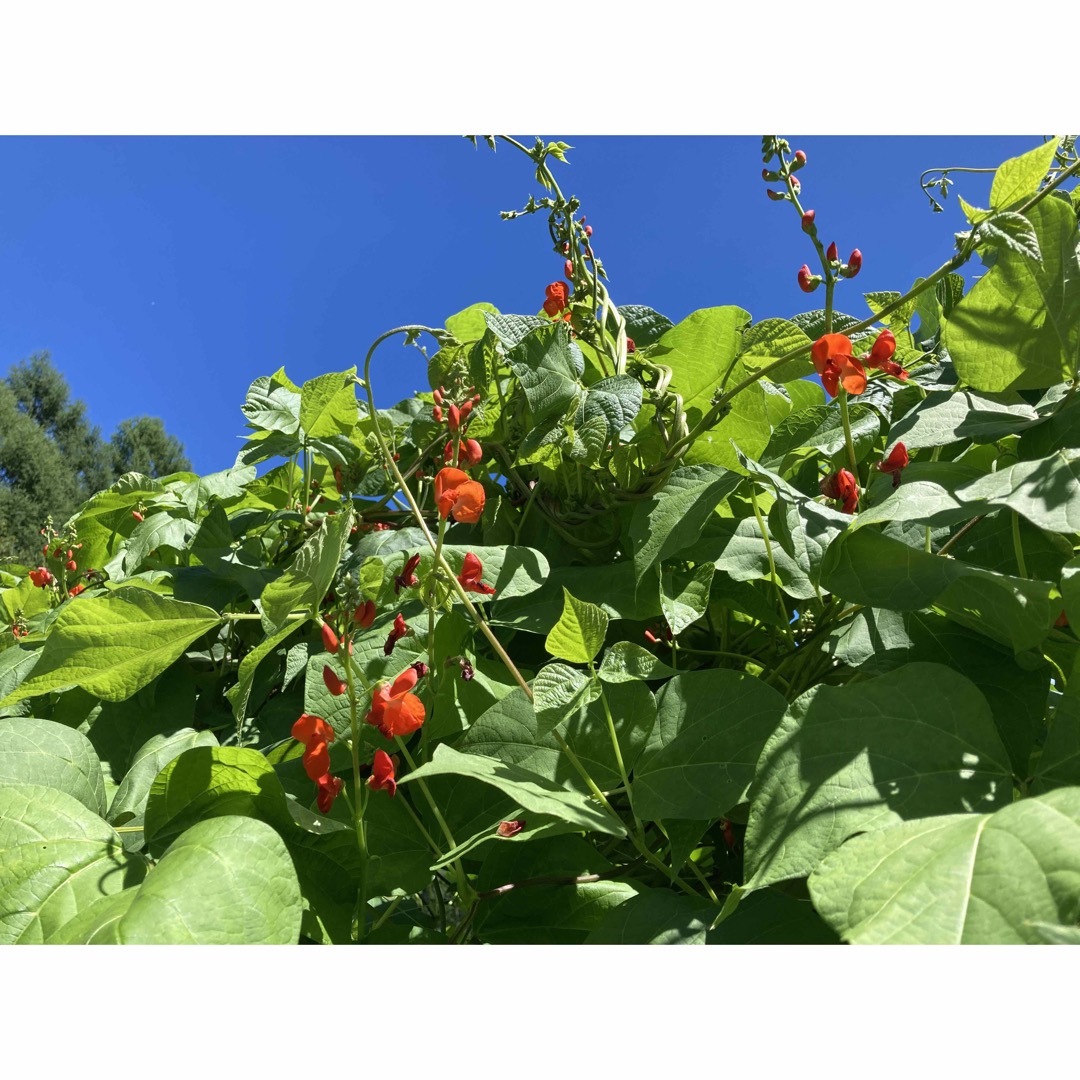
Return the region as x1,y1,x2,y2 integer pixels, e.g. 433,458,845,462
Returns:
0,135,1041,475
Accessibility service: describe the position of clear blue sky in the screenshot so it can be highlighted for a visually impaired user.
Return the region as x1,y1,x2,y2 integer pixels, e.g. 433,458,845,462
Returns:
0,135,1040,475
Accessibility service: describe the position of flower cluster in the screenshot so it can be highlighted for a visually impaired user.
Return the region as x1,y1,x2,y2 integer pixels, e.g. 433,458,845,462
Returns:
366,666,426,739
810,329,908,400
543,281,571,321
820,469,859,514
292,713,343,814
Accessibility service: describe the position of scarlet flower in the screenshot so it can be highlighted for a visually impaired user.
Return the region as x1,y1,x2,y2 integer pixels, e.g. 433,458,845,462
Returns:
394,552,422,595
368,749,397,797
497,820,525,838
321,622,340,654
810,334,867,398
355,600,377,629
877,442,910,488
366,667,426,739
444,438,483,468
862,329,908,380
820,469,859,514
384,612,409,656
29,567,53,588
434,467,486,524
543,281,569,317
68,583,86,598
316,773,343,814
322,665,347,696
457,552,496,595
292,713,335,746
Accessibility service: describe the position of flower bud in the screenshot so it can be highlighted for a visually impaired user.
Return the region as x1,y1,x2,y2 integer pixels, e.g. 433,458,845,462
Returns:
321,622,340,654
564,259,574,280
761,168,780,182
797,265,819,293
432,405,443,423
354,600,377,629
826,241,838,263
843,249,863,278
793,150,807,169
448,404,461,432
766,189,786,202
65,559,78,572
801,209,816,233
131,511,144,523
433,387,443,405
322,665,347,696
584,224,593,237
626,337,636,354
790,177,801,195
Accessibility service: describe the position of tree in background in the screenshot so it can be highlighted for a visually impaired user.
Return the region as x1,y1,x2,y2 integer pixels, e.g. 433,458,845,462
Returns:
0,352,190,566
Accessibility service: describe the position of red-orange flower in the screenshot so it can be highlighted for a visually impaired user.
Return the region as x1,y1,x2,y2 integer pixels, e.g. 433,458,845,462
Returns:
543,281,570,317
68,583,86,598
457,552,496,596
820,469,859,514
384,611,409,656
322,665,347,696
434,467,485,524
316,773,343,814
321,622,340,653
293,713,335,746
810,334,867,398
368,749,397,797
29,567,53,588
366,667,426,740
862,329,908,380
877,442,910,488
355,600,377,629
394,553,422,595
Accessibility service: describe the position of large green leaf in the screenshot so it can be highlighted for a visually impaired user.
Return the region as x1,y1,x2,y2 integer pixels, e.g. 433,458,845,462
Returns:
507,324,582,425
0,784,144,944
225,620,301,724
108,728,219,828
953,450,1080,534
652,305,749,415
821,526,1054,654
0,589,220,708
887,390,1038,450
299,369,359,440
598,641,679,684
989,140,1059,211
0,717,106,817
143,745,294,852
401,743,624,836
533,662,599,736
241,369,301,435
544,588,609,664
629,464,741,582
634,669,787,822
744,662,1012,891
579,375,643,438
808,787,1080,944
52,816,303,944
1032,695,1080,794
706,888,840,944
260,508,353,632
585,888,715,944
946,198,1080,391
659,562,714,636
739,317,814,382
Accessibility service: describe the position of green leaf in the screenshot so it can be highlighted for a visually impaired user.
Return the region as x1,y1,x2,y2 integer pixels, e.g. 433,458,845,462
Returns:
445,301,499,343
507,324,582,426
953,450,1080,534
225,620,301,724
533,662,599,736
579,375,643,437
0,784,145,944
739,318,813,382
659,562,714,636
618,304,674,347
821,527,1054,654
299,369,359,440
989,140,1059,210
744,663,1012,891
241,370,301,435
652,305,749,415
143,745,293,852
809,787,1080,944
0,590,220,708
1032,694,1080,794
629,464,741,582
0,717,107,817
598,641,679,684
52,816,302,944
979,211,1042,262
946,198,1080,390
545,588,609,664
887,389,1038,450
483,311,549,353
260,508,353,632
585,889,715,944
634,669,787,822
706,888,840,944
108,728,218,829
401,743,624,836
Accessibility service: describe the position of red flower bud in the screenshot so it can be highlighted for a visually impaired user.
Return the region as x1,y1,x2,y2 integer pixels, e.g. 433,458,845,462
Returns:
459,399,474,422
497,819,526,838
626,337,636,354
644,629,660,645
826,241,838,262
432,404,443,423
564,259,574,280
433,387,444,405
801,209,816,232
65,560,77,572
384,612,409,656
68,583,86,598
394,552,422,595
321,622,340,654
411,660,428,679
584,224,593,237
322,665,347,696
877,442,910,488
354,600,377,629
793,150,807,169
790,177,801,195
448,403,461,432
131,511,144,523
766,189,786,201
316,773,343,814
845,249,862,278
820,469,859,514
797,265,819,293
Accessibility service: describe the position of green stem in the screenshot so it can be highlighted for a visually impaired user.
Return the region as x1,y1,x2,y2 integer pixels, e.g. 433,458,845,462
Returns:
837,389,860,480
749,486,793,647
1011,511,1029,578
593,670,641,836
